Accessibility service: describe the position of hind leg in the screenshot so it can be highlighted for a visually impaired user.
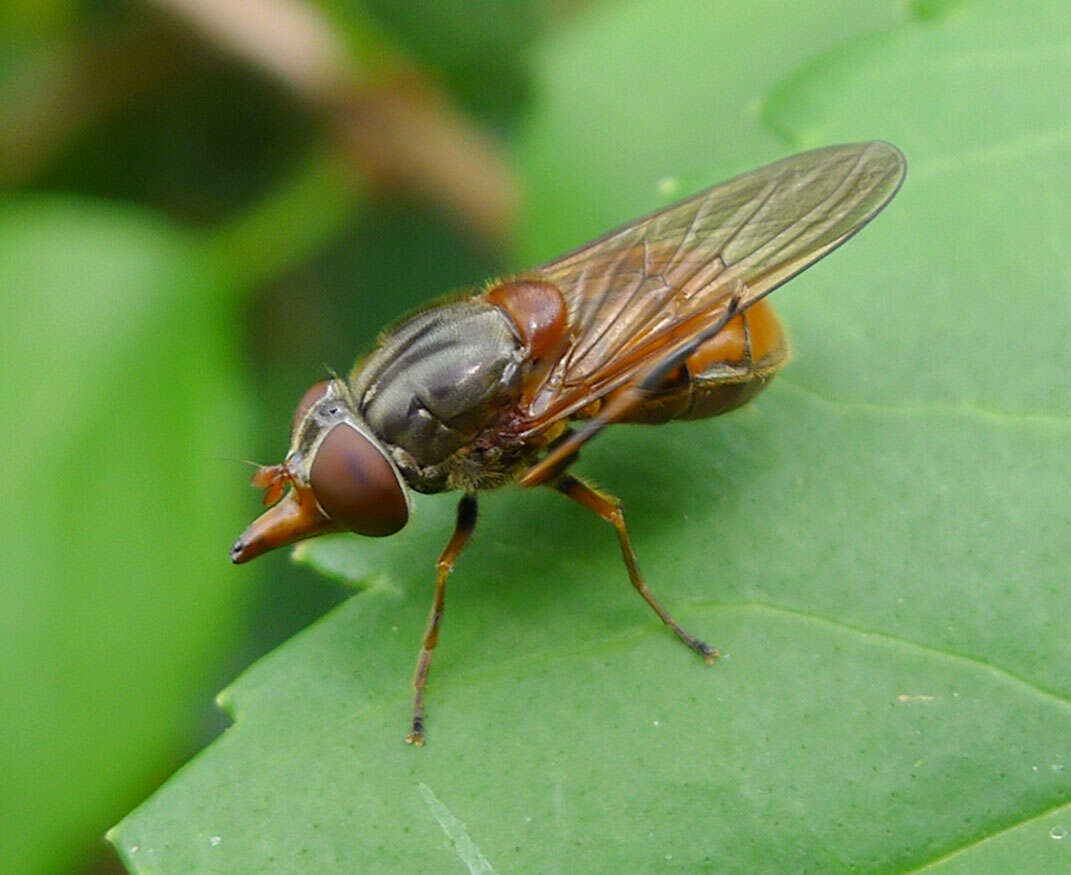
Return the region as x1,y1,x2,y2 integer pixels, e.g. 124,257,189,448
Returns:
552,474,717,663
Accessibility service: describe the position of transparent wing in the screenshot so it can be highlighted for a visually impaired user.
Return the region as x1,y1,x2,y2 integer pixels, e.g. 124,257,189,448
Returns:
517,141,905,433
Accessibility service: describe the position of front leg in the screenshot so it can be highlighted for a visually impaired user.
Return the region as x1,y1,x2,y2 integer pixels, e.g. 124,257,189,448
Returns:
406,493,478,746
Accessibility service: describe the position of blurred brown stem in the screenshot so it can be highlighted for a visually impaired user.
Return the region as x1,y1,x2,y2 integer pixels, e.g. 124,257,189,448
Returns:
149,0,518,249
1,0,518,251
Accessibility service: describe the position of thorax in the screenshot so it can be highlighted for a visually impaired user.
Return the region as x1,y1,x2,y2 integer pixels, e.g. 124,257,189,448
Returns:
349,299,530,492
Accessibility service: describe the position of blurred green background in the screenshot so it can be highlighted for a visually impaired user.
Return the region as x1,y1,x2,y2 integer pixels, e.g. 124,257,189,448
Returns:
4,0,1070,872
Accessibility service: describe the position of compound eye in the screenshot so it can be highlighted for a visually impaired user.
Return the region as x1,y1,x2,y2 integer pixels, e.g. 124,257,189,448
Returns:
309,424,409,537
291,380,330,433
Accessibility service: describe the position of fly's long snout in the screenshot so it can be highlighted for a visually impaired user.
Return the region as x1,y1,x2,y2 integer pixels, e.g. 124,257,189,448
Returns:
231,483,337,563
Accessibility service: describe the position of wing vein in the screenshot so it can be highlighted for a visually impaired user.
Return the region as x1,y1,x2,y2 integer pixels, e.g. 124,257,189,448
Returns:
722,145,872,282
566,236,641,370
519,142,905,436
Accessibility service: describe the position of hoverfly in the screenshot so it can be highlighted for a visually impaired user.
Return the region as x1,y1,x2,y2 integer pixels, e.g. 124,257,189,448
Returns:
233,141,906,745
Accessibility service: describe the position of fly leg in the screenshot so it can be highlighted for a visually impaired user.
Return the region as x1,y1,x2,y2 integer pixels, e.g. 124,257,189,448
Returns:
552,474,717,664
406,493,478,746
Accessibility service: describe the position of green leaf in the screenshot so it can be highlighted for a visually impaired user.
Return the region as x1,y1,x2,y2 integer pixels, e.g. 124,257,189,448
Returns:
112,0,1071,871
0,197,251,873
760,0,1071,417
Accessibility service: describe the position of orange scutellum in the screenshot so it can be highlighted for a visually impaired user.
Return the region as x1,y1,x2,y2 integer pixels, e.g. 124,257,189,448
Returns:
486,279,568,362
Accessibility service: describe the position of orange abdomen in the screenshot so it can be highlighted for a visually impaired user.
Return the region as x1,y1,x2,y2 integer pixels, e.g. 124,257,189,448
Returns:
579,299,789,425
680,297,788,420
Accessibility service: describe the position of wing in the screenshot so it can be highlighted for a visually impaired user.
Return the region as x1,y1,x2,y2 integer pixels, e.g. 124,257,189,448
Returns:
516,141,906,434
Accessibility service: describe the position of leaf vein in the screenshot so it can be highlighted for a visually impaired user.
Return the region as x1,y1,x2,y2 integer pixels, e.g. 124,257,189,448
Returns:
902,796,1071,872
777,377,1071,429
714,601,1071,711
